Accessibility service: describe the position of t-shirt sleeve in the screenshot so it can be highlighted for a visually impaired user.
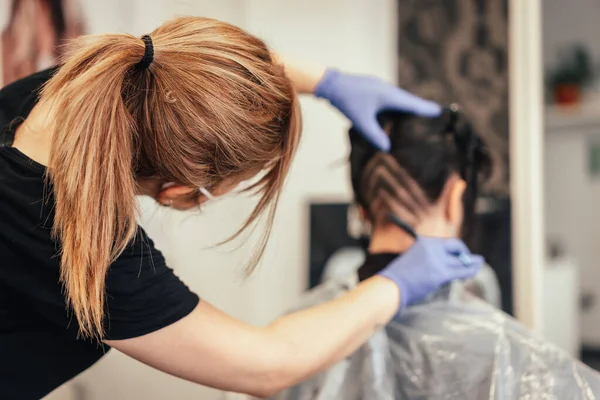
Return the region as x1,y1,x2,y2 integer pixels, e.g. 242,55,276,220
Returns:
103,227,199,340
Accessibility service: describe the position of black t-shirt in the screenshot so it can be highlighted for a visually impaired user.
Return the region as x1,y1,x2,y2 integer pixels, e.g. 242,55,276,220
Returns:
0,68,200,399
357,253,398,282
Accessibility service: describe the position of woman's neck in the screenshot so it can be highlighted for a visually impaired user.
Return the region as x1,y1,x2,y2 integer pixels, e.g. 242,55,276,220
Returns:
368,218,455,254
12,101,53,167
368,224,415,254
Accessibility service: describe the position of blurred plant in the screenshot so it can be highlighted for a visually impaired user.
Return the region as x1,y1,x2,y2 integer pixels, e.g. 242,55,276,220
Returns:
546,44,595,89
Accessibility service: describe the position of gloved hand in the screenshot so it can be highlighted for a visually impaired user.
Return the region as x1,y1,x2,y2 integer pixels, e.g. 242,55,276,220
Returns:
314,69,442,151
378,237,483,312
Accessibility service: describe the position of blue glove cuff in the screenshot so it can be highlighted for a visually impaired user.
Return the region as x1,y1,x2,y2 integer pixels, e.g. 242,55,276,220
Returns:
378,270,409,314
314,69,341,100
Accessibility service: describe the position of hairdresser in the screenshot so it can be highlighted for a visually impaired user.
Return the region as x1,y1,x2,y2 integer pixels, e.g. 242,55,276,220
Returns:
0,17,482,399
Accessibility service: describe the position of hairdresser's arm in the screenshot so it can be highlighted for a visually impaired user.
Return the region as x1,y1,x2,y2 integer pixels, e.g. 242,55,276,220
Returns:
272,52,323,94
106,276,399,398
106,238,479,397
282,61,325,94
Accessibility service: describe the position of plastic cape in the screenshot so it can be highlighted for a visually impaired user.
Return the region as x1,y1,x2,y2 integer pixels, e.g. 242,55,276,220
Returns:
270,274,600,400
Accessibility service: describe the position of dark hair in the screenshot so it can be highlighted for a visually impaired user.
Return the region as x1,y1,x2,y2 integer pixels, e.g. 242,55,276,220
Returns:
349,106,492,239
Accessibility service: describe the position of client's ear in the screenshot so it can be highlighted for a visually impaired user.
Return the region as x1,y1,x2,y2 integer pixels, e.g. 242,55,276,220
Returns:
446,177,467,227
358,206,368,221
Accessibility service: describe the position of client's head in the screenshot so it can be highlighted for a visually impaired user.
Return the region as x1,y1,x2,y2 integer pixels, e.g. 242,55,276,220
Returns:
349,107,491,254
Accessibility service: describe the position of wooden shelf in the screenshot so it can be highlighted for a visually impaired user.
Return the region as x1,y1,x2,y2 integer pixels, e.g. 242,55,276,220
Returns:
546,101,600,132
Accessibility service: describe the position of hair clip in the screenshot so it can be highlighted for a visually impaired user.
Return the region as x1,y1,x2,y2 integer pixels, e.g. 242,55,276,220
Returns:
438,103,461,137
388,213,418,239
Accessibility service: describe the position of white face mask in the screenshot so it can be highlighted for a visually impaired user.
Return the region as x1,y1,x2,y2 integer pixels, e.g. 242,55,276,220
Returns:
194,187,217,212
196,179,258,212
161,180,252,211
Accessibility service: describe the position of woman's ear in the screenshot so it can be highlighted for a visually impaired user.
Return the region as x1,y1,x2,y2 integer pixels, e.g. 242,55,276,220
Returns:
157,184,198,207
446,177,467,227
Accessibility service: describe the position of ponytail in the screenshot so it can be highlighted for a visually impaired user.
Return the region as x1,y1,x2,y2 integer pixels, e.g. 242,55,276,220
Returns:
41,17,302,339
43,34,146,338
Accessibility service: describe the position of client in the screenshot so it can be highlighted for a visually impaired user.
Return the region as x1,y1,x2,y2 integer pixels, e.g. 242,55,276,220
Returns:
272,108,600,399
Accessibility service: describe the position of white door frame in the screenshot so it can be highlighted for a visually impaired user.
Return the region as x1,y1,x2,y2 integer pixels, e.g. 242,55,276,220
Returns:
508,0,545,332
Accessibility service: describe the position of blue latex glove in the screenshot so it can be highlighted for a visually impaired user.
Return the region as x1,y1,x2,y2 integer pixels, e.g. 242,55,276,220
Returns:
378,237,483,313
315,69,442,151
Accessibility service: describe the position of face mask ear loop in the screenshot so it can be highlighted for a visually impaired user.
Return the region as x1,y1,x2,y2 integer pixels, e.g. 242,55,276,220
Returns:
198,187,215,200
195,187,215,213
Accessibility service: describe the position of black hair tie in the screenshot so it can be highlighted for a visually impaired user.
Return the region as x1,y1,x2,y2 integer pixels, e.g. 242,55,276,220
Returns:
136,35,154,70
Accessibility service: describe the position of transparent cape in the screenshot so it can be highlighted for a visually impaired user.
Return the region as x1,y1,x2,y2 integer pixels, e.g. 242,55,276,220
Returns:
268,275,600,400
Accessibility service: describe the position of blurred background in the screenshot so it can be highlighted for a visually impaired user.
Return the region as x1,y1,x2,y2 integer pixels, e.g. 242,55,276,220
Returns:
1,0,599,399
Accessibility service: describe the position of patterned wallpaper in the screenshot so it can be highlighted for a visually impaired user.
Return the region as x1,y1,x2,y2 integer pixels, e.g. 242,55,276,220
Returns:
396,0,509,194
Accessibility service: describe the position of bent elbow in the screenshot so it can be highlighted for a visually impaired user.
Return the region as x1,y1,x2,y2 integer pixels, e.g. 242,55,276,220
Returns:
246,363,289,398
247,384,280,399
245,340,296,398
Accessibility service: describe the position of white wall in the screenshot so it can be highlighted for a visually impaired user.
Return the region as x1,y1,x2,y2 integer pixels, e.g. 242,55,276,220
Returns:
542,0,600,347
46,1,398,399
542,0,600,71
545,117,600,347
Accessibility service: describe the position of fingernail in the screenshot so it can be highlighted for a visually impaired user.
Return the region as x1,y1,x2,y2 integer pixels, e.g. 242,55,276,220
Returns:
418,103,442,118
458,253,472,266
377,139,391,152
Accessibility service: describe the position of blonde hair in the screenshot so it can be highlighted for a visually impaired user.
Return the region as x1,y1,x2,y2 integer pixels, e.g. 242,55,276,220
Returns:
43,17,301,339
